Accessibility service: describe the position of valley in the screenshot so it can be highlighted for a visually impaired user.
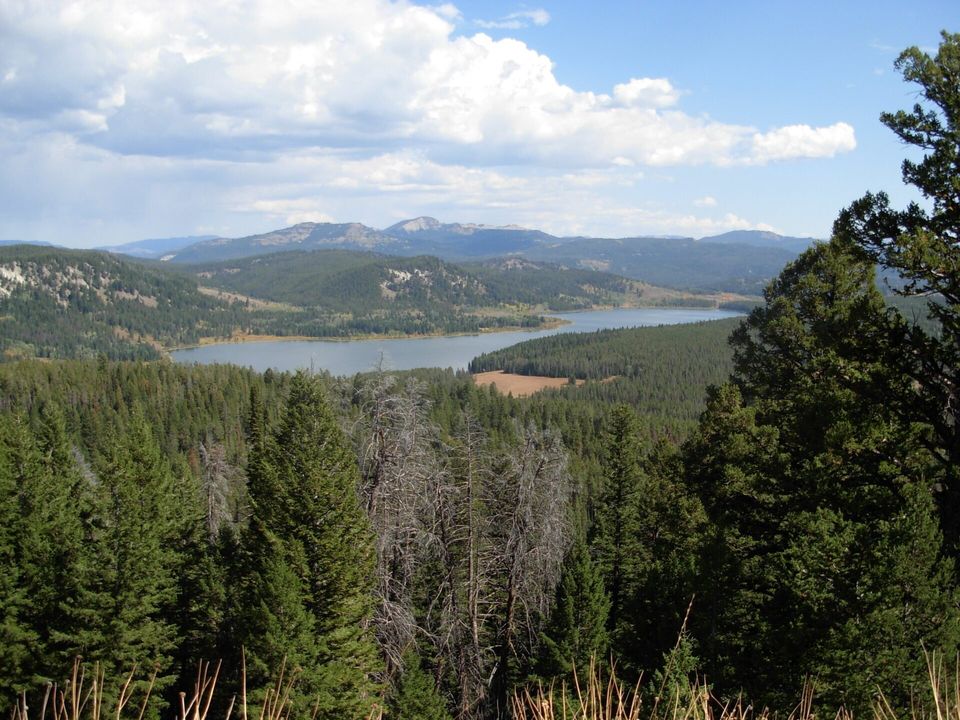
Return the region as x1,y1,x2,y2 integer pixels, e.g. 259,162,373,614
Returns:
0,240,758,362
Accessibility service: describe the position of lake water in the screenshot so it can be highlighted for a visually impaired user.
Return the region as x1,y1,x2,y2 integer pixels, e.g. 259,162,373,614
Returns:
171,307,743,375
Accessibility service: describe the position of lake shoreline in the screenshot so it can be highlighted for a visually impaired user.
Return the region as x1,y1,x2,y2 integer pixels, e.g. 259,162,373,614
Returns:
166,316,572,352
170,307,745,375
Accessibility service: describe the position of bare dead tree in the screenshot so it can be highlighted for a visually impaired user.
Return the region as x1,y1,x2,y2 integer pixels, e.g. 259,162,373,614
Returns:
427,410,497,720
352,374,439,680
198,439,238,542
434,417,573,720
485,425,572,718
349,376,574,720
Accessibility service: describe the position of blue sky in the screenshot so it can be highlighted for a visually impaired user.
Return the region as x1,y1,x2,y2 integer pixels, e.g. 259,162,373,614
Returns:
0,0,956,247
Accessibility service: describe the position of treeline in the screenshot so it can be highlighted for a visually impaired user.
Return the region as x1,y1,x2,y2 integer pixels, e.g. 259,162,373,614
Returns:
469,318,738,381
0,361,586,719
248,305,546,338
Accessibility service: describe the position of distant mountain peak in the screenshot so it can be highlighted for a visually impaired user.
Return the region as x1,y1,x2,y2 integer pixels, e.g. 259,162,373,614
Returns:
388,217,443,233
385,217,536,236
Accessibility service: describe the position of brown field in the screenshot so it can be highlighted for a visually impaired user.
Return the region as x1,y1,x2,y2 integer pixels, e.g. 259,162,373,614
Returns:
473,370,584,397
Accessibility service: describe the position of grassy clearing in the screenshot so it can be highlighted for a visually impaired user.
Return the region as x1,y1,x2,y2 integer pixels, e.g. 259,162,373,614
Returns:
473,370,585,396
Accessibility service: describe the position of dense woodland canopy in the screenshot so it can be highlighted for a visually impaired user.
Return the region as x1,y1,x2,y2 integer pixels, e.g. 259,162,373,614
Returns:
0,31,959,720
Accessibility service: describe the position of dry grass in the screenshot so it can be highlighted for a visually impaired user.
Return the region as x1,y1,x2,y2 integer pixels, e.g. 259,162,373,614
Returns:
10,652,959,720
510,656,960,720
5,654,344,720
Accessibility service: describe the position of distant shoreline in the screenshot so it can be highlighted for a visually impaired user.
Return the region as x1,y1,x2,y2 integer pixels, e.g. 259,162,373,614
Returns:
166,315,572,352
165,299,747,354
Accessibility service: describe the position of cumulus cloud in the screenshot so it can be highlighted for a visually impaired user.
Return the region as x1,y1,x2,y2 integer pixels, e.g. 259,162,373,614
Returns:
0,0,854,169
750,123,856,163
694,196,718,208
612,78,680,108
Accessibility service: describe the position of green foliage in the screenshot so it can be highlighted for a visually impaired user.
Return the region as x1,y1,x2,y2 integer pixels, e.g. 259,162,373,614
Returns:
470,318,738,382
684,234,960,715
537,535,610,680
234,371,380,719
386,650,452,720
593,406,643,642
833,31,960,553
186,250,641,314
77,417,184,711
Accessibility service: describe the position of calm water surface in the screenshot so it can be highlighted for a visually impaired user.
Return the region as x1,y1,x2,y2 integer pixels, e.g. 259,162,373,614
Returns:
171,307,742,375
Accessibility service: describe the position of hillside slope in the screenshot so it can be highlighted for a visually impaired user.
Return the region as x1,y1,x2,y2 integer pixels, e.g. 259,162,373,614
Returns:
0,245,246,360
185,250,662,313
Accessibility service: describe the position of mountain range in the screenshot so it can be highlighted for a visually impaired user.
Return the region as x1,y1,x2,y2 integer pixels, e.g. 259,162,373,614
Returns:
97,218,815,293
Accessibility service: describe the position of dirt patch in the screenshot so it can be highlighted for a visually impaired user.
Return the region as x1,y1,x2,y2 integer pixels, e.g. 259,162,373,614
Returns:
197,286,295,311
473,370,584,397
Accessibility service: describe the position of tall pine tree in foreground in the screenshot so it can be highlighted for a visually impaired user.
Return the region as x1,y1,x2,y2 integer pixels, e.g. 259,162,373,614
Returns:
537,533,609,679
234,371,380,719
833,31,960,555
689,234,960,714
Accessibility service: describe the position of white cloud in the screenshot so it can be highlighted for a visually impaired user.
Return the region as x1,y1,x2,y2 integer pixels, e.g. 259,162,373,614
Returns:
476,9,550,29
612,78,680,108
694,196,717,207
245,199,336,226
0,0,854,169
750,123,856,163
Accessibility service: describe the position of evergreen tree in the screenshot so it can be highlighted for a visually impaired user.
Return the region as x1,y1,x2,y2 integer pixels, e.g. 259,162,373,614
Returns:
73,415,182,715
0,407,94,703
621,440,704,675
689,236,960,713
537,534,609,680
832,31,960,552
682,384,785,701
21,405,90,683
593,405,642,644
0,416,38,703
235,371,381,719
385,650,452,720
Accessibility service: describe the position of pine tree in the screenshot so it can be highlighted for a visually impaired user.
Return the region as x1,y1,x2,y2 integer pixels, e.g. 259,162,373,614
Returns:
0,416,38,703
73,415,182,715
537,534,609,680
681,384,785,701
21,404,90,682
832,31,960,553
385,650,452,720
690,237,960,714
236,371,380,719
622,440,704,675
593,405,642,644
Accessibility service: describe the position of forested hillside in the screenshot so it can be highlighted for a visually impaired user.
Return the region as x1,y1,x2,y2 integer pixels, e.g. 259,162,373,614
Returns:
184,249,652,312
470,318,738,381
524,236,797,293
0,246,247,360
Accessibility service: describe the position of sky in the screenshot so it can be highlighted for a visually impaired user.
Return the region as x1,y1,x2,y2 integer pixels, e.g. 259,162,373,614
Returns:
0,1,957,247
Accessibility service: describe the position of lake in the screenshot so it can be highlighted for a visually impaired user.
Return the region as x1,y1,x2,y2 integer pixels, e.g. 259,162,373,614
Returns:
171,307,743,375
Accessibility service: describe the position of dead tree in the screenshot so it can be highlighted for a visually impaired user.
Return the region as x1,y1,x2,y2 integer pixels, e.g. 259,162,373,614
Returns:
352,374,439,679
